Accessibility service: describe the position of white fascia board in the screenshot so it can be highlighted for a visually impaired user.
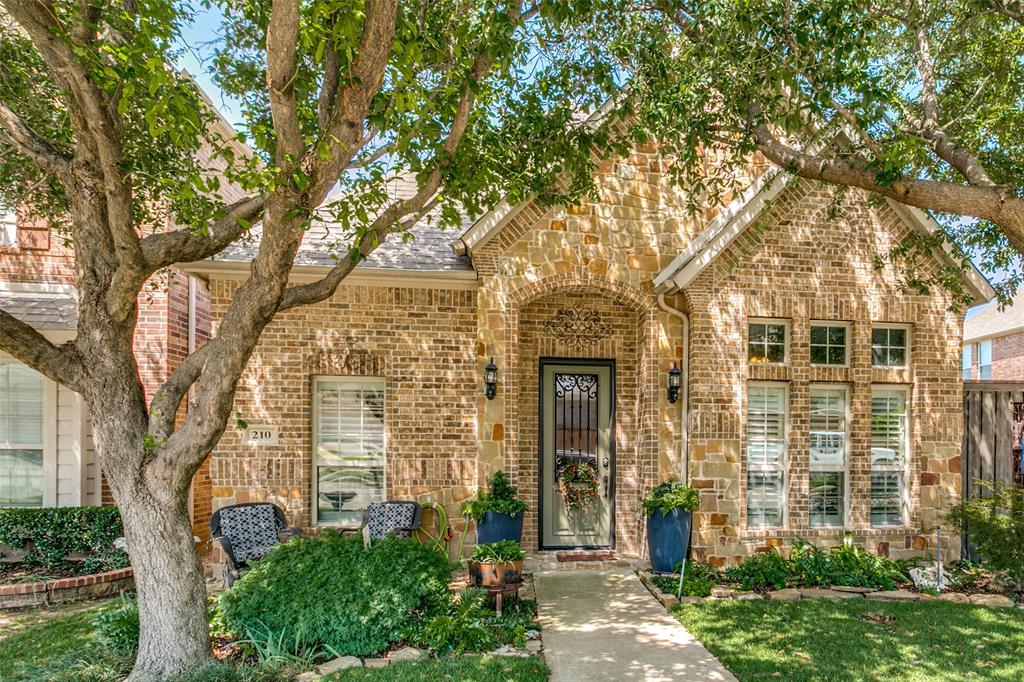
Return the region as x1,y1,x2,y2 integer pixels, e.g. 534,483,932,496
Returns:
180,260,478,291
883,199,995,305
655,169,794,293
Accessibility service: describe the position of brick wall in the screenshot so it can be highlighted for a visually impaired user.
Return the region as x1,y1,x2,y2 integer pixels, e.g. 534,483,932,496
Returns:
205,281,479,531
964,333,1024,381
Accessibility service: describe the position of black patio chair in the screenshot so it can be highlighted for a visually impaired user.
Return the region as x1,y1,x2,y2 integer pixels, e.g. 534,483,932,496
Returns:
343,501,423,548
210,502,298,587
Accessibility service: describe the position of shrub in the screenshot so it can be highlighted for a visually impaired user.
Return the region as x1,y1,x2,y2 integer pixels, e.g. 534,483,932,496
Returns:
406,585,532,656
461,471,527,522
947,482,1024,593
469,540,525,563
641,479,699,516
652,561,719,597
0,506,128,574
92,594,140,654
724,549,791,591
218,533,451,658
790,539,905,590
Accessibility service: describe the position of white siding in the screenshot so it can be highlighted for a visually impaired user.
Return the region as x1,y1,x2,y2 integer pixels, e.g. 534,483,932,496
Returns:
82,403,100,505
56,384,80,506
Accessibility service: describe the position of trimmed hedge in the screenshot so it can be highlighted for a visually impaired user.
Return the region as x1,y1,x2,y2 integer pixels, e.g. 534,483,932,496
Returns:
218,533,452,658
0,506,129,574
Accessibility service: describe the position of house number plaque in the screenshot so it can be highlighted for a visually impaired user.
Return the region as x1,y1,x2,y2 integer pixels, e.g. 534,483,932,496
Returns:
245,426,279,446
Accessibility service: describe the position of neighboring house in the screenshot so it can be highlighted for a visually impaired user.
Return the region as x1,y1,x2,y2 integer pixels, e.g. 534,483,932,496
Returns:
180,147,993,566
962,290,1024,381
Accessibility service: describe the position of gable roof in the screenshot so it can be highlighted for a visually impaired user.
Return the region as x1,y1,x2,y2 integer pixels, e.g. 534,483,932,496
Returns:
651,170,995,306
964,290,1024,342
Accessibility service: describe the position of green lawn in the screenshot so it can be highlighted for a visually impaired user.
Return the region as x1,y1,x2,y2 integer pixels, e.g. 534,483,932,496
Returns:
0,602,546,682
674,599,1024,682
325,656,548,681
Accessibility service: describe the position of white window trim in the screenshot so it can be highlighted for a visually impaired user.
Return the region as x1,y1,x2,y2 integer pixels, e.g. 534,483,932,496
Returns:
0,359,57,507
871,323,912,369
0,211,16,248
962,344,973,381
870,384,911,527
311,375,387,527
745,381,789,529
808,384,850,528
809,321,851,368
978,340,993,380
747,318,790,366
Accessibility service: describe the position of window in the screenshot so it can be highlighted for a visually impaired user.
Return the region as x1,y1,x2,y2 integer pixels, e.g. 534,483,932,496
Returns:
871,326,908,367
870,387,908,526
810,324,848,366
748,320,787,364
746,384,787,527
962,345,972,380
809,387,848,527
979,341,992,380
0,212,14,248
0,362,44,506
313,377,385,524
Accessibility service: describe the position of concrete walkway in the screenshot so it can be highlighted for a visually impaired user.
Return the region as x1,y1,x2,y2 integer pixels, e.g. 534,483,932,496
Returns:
535,570,737,682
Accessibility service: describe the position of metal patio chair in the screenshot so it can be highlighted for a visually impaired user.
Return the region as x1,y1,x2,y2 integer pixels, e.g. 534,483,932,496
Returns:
210,502,298,587
347,501,423,548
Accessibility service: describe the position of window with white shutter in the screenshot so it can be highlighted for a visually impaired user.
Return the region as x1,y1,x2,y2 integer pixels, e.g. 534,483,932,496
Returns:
871,387,908,526
746,383,787,527
0,362,44,506
0,212,15,248
313,377,385,524
809,386,848,527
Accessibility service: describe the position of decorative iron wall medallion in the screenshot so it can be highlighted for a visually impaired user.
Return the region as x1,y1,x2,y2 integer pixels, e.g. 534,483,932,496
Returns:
543,304,613,351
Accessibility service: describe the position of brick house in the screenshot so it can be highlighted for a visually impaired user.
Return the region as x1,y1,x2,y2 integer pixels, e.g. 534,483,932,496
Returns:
963,290,1024,381
179,151,992,566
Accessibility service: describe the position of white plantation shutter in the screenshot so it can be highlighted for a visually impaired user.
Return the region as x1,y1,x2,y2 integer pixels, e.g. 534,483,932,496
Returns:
871,387,908,526
809,387,848,527
0,362,44,506
746,384,786,527
314,378,385,524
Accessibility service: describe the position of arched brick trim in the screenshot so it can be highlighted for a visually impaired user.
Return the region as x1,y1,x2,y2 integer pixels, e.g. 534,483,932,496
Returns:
508,273,651,313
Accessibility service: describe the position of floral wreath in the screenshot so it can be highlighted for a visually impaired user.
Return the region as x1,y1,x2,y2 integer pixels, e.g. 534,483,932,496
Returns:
557,462,600,512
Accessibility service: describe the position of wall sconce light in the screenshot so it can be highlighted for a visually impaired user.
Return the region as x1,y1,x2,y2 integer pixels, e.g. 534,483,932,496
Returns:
667,362,682,404
484,358,498,400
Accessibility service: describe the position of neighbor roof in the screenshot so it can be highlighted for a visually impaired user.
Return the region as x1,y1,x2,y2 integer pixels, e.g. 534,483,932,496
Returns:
212,174,473,273
0,290,77,330
964,290,1024,343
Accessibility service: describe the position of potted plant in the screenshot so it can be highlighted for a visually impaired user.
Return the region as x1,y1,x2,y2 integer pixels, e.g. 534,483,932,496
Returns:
643,478,699,574
467,540,526,587
461,471,527,544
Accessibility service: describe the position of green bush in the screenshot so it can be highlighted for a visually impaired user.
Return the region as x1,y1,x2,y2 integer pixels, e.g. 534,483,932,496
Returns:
790,539,906,589
461,471,527,522
947,482,1024,593
405,585,530,655
0,506,128,574
218,533,451,658
469,540,525,563
641,478,699,516
92,594,139,654
724,549,791,591
653,561,720,597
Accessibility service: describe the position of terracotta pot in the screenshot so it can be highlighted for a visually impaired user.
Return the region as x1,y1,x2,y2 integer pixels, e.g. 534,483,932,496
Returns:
467,559,523,587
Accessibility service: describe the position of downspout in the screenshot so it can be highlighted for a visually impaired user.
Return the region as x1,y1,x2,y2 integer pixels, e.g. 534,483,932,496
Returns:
657,293,689,483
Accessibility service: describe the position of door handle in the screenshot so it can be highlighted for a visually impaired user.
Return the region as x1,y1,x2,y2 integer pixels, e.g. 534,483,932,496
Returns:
603,474,609,499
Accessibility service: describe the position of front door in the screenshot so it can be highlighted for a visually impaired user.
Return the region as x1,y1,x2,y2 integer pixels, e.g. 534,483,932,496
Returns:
540,360,614,549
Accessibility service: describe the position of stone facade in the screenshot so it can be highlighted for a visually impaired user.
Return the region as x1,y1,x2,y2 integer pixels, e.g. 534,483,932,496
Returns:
199,150,971,565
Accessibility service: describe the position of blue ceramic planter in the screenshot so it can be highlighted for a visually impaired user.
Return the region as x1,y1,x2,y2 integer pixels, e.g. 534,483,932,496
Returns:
647,508,692,574
476,511,524,544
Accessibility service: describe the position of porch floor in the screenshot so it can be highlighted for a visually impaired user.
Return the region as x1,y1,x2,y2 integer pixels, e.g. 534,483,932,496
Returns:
535,569,736,682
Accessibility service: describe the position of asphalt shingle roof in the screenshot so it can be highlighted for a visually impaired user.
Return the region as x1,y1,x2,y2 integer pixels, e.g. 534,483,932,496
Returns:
0,292,77,330
215,175,473,272
964,289,1024,342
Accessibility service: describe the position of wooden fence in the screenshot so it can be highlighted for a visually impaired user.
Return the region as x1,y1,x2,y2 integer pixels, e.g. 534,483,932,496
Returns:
961,382,1024,558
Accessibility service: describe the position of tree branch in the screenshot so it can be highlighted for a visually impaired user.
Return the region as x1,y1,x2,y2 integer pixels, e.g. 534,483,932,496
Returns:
0,99,72,177
749,119,1024,253
987,0,1024,27
148,339,217,440
266,0,305,165
0,308,83,391
139,195,265,269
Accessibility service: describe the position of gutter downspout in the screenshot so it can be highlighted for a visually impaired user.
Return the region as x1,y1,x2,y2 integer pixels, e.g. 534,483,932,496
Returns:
657,293,689,484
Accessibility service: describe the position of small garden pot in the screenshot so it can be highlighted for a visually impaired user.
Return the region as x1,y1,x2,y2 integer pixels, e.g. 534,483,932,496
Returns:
647,508,692,574
468,559,524,587
476,511,524,544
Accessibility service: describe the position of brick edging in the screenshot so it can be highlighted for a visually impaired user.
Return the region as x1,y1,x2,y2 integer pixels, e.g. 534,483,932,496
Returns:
0,567,133,608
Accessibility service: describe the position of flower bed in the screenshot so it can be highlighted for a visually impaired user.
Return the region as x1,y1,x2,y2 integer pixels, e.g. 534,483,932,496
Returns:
0,567,134,609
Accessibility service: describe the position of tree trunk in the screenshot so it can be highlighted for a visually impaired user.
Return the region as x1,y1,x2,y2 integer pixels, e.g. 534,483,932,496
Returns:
118,477,212,681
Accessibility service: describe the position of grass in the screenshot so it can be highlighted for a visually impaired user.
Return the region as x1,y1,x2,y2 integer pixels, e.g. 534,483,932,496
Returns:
325,655,549,681
674,598,1024,682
